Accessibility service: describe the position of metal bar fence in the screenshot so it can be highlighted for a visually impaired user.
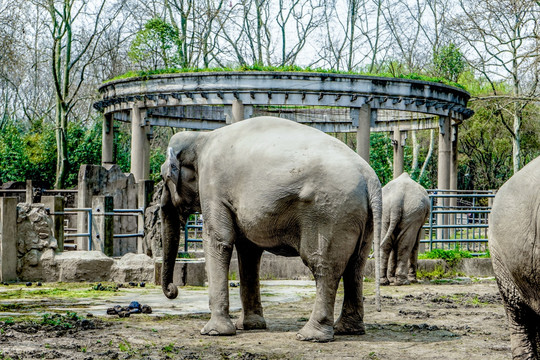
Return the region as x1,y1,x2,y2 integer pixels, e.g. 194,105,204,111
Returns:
422,190,496,255
181,191,496,256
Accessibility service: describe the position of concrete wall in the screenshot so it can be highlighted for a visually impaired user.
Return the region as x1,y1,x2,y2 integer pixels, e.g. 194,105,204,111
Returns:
78,164,139,256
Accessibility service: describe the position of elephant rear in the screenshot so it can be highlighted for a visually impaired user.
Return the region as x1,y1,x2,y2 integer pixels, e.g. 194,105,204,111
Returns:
489,155,540,359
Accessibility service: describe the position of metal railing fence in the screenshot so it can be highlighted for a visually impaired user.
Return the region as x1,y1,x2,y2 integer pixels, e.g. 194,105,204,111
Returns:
422,190,496,255
182,190,496,256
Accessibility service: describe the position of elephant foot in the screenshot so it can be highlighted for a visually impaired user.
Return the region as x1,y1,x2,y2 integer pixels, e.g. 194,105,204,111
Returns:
408,277,418,284
201,316,236,336
334,316,365,335
296,321,334,342
236,313,266,330
394,278,410,286
380,278,390,286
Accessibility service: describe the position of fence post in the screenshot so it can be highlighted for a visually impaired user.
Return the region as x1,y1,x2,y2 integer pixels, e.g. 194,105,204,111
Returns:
92,195,114,256
42,195,65,252
137,180,153,254
0,198,18,282
26,180,33,204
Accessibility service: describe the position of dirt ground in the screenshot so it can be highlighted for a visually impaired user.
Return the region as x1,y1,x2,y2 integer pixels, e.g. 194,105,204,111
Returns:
0,279,510,360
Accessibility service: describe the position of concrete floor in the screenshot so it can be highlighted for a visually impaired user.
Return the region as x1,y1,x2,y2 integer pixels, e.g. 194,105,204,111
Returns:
82,280,317,316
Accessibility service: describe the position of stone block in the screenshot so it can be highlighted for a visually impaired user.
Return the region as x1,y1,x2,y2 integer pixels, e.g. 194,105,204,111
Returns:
154,259,206,287
56,251,114,282
111,253,155,283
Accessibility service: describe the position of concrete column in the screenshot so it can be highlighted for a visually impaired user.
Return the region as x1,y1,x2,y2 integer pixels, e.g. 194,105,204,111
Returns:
438,116,452,190
130,105,150,182
102,113,114,168
449,125,459,239
438,116,452,241
451,125,459,194
355,105,372,163
42,196,65,252
137,180,154,254
0,198,18,282
92,195,114,256
392,128,406,178
26,180,33,204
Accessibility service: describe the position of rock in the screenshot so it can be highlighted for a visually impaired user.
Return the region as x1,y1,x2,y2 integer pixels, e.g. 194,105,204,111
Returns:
110,253,155,283
55,251,114,282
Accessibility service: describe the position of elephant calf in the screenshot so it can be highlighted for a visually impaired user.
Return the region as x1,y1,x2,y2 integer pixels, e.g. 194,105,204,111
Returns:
489,155,540,359
380,173,429,286
160,116,382,342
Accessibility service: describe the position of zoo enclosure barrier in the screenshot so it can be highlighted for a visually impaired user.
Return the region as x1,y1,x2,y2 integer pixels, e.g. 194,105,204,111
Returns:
0,179,153,256
182,190,496,256
422,189,496,255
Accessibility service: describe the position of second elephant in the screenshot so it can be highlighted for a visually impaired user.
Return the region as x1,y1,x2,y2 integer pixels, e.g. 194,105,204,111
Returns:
380,173,429,286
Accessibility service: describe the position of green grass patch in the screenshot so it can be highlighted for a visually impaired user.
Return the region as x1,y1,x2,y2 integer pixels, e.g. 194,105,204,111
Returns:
417,265,465,281
0,283,122,300
419,248,473,267
105,65,465,90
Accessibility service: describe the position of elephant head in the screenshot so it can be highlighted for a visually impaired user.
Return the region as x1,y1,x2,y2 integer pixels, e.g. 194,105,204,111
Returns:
160,132,204,299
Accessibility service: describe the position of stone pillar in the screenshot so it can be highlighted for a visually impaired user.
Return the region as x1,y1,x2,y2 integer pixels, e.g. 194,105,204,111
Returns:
393,128,406,178
26,180,33,204
449,125,459,238
355,105,372,163
102,113,114,168
42,195,65,252
92,195,114,256
438,116,452,241
137,180,154,254
130,105,150,182
77,166,91,251
0,197,17,282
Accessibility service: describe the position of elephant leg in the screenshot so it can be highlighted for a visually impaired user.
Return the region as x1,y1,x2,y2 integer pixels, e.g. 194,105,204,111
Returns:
497,273,540,359
394,227,417,286
235,239,266,330
408,229,422,283
388,249,397,284
297,228,352,342
200,209,236,336
380,237,392,286
334,232,371,335
297,272,341,342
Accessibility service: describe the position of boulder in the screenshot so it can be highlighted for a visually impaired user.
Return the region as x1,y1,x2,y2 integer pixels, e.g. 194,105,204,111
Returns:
111,253,155,283
56,251,114,282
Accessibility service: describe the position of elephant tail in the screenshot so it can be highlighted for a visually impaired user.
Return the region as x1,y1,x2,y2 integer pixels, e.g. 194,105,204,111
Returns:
380,205,400,249
368,177,383,312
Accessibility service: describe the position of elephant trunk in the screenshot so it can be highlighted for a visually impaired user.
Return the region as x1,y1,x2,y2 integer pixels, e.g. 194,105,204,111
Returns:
161,185,181,299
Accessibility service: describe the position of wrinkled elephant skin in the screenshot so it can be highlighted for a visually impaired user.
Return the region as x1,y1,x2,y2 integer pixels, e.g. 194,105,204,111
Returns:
380,173,429,286
160,117,382,342
489,155,540,360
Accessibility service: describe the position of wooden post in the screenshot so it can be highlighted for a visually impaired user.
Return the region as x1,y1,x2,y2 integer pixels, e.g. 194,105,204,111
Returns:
137,180,154,254
42,195,65,252
26,180,33,204
0,198,18,282
92,195,114,256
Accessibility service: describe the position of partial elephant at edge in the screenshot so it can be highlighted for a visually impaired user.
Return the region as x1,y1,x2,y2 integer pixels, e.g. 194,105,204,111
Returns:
489,155,540,360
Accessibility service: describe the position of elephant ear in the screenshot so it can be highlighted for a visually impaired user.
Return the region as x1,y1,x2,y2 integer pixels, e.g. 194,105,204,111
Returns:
162,147,180,185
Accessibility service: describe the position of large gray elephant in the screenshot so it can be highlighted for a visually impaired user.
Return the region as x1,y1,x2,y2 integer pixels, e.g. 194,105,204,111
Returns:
489,155,540,359
380,173,429,286
160,116,382,342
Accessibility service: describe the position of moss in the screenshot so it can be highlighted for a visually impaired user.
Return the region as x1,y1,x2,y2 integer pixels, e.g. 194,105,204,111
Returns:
105,65,465,90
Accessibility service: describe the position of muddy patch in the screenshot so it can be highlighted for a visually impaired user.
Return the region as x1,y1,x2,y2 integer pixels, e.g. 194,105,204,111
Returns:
0,280,510,360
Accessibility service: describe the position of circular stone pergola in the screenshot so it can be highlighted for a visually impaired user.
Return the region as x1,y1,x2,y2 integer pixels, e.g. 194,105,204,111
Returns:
93,71,473,192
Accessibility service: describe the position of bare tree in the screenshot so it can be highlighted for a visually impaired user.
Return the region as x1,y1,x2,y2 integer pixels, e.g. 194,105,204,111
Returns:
451,0,540,173
34,0,121,188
